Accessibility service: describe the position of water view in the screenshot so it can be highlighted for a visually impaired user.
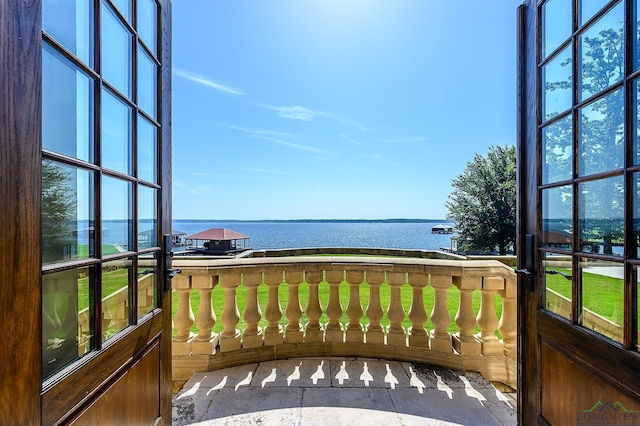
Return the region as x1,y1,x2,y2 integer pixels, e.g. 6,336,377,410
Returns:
172,220,455,251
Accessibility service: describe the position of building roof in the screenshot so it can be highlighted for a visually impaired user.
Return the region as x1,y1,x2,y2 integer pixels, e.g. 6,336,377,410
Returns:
187,228,250,241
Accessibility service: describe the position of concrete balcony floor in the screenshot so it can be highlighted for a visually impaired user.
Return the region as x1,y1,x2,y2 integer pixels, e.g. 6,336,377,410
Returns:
172,357,516,425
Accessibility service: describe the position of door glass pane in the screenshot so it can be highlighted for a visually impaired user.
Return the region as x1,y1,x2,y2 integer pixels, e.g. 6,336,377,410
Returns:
579,1,624,101
137,46,157,119
542,0,572,59
543,253,573,320
138,185,157,249
102,258,132,341
110,0,131,23
542,186,573,251
542,45,572,122
579,88,624,176
138,116,157,183
579,176,624,256
635,0,640,70
102,176,133,252
636,266,640,351
42,161,94,265
633,173,640,257
137,0,157,56
42,267,92,380
43,44,93,162
634,79,640,165
138,253,157,317
579,0,612,26
43,0,93,66
543,115,573,184
102,2,132,97
102,89,132,174
580,258,624,342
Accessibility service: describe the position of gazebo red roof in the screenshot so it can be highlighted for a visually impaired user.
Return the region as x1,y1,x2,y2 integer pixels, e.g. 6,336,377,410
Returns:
187,228,250,241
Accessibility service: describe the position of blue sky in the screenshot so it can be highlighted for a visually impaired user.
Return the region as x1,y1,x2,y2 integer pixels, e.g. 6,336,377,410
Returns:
171,1,522,220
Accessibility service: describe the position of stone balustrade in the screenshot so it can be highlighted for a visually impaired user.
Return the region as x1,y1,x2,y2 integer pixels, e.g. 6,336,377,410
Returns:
171,255,517,390
77,272,156,353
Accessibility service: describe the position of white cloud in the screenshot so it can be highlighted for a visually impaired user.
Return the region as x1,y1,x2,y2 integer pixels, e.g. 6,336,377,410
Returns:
173,68,244,95
190,172,237,178
239,166,291,176
380,137,428,143
255,103,372,132
250,135,334,154
340,134,363,145
217,122,294,139
256,103,328,121
357,123,374,132
359,154,384,160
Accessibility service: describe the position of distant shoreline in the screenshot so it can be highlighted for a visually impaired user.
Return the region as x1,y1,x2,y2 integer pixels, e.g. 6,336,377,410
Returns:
172,219,449,224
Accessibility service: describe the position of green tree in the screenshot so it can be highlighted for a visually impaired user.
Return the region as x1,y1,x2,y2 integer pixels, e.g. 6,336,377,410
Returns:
42,160,75,263
544,17,625,255
446,145,516,255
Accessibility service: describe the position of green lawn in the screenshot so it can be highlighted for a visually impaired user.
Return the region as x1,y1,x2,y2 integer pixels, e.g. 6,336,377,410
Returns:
172,279,505,338
77,268,132,312
77,244,122,258
545,268,625,326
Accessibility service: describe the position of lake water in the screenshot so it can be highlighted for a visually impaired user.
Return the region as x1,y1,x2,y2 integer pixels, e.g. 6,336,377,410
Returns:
172,221,455,251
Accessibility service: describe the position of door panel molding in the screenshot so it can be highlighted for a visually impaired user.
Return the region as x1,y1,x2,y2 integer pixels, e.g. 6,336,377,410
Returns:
539,312,640,399
541,341,640,425
42,313,163,425
68,342,161,425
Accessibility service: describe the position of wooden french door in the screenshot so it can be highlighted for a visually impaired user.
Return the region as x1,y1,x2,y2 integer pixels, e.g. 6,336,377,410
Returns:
518,1,640,424
0,1,172,424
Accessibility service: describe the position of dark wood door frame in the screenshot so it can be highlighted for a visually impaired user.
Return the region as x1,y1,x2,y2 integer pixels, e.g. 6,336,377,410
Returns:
517,3,539,424
0,1,173,424
0,1,43,424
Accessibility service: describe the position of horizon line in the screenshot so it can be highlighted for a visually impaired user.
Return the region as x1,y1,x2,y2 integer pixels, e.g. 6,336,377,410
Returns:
172,218,451,222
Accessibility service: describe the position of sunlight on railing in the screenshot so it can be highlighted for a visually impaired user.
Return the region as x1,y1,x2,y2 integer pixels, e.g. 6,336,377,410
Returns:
171,255,517,389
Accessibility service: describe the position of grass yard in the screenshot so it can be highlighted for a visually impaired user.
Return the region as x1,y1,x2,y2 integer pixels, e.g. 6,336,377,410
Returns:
76,268,131,312
545,267,626,327
77,244,122,258
171,279,505,338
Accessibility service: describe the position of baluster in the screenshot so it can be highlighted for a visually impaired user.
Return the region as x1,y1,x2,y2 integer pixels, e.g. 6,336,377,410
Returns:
172,273,195,355
365,271,385,344
386,272,407,347
304,271,324,343
325,270,345,342
284,271,304,343
242,271,263,348
430,275,453,353
190,274,219,354
345,271,364,343
453,276,481,355
476,277,503,355
137,274,154,315
499,279,517,360
219,272,242,352
408,273,429,348
264,271,284,345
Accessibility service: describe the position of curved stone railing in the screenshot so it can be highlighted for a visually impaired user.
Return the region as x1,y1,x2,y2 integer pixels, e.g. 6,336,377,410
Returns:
77,272,155,353
171,256,517,390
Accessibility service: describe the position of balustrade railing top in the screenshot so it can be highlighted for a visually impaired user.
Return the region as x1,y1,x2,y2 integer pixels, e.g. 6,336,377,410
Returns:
171,255,517,391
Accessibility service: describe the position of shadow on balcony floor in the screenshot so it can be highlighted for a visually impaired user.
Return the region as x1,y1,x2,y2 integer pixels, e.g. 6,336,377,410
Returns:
172,357,516,425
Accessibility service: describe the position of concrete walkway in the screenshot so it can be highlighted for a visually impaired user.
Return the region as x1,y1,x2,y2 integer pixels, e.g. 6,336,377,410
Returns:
173,358,516,425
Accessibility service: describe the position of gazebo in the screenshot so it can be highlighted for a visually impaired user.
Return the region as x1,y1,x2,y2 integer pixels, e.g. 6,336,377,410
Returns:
186,228,251,255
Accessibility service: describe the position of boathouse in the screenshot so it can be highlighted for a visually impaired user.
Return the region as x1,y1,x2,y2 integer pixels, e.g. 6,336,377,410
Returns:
431,224,453,234
187,228,250,254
